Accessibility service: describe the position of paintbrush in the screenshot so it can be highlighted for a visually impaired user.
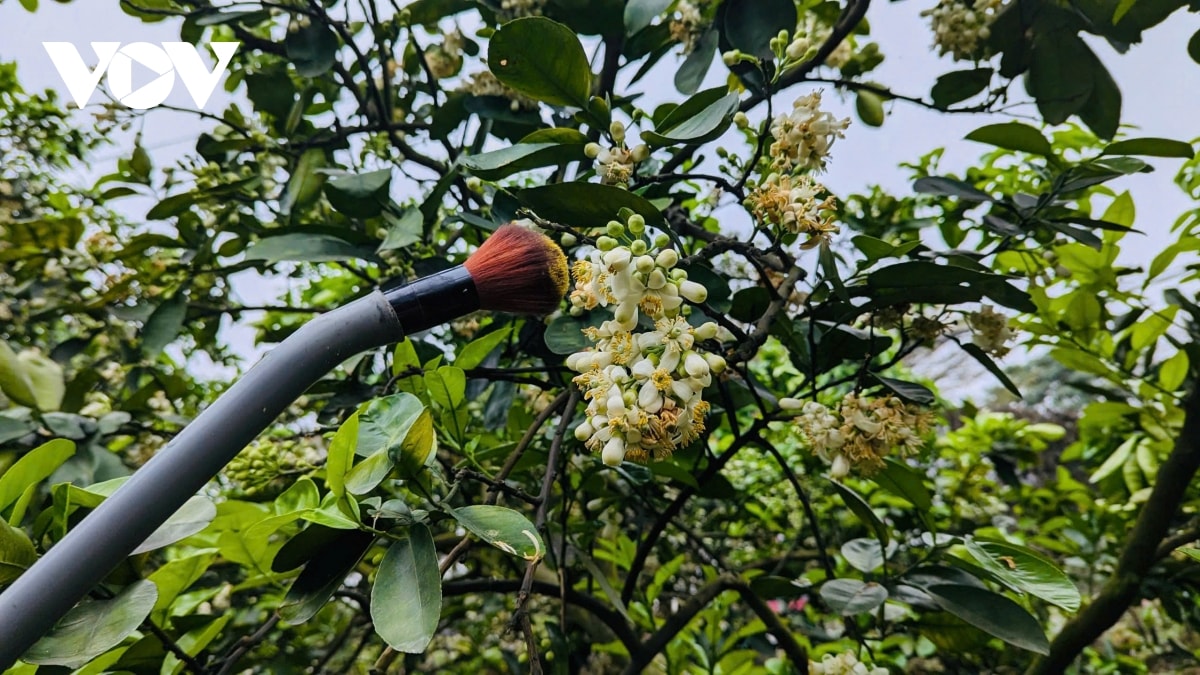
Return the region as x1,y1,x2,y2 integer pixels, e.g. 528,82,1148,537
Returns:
0,223,569,667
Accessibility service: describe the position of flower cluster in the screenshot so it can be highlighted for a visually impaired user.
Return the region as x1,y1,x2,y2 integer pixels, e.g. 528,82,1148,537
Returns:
585,121,650,188
809,651,889,675
669,1,707,54
782,393,934,477
424,30,464,79
921,0,1007,61
785,17,853,69
744,173,839,248
567,215,725,466
458,71,538,111
768,90,851,173
967,304,1015,356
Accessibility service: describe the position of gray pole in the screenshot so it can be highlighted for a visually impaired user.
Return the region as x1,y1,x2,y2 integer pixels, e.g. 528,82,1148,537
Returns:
0,291,405,668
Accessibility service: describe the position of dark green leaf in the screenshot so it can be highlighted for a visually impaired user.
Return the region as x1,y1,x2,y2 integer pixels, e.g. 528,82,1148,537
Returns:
931,68,993,107
912,176,992,202
514,182,664,228
280,529,375,624
286,22,339,77
820,578,888,615
371,524,441,653
965,122,1053,157
25,580,158,667
855,90,885,127
1078,55,1121,140
462,141,587,180
624,0,673,35
132,496,216,555
0,438,74,514
456,326,512,370
488,17,592,107
357,392,434,471
243,233,374,264
924,584,1050,654
729,287,771,323
963,538,1081,611
1102,137,1194,158
872,374,936,405
721,0,797,59
544,313,602,354
867,261,1035,313
324,169,391,218
872,458,933,511
830,480,889,545
378,209,423,252
675,28,717,94
141,294,188,358
404,0,475,24
749,576,806,599
642,88,739,146
1027,33,1093,125
959,342,1021,397
0,516,36,585
452,504,545,560
1190,29,1200,64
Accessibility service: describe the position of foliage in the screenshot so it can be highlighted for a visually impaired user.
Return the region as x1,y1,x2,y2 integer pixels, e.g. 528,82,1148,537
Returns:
1,0,1200,673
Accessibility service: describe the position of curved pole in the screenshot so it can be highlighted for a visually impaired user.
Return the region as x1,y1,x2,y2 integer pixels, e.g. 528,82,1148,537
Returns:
0,291,406,668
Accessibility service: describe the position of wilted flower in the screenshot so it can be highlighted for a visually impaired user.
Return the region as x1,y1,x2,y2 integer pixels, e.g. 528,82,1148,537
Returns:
782,393,934,476
744,173,839,247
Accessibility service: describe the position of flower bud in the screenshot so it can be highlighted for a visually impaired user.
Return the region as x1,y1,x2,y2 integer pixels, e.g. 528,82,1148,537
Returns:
779,397,804,410
630,239,648,255
656,249,679,268
636,255,655,274
631,144,650,162
596,236,618,251
733,111,750,129
609,120,626,144
647,269,667,290
602,436,626,466
560,233,577,247
606,220,625,237
627,214,646,233
684,351,709,378
654,233,672,248
831,453,851,478
575,421,594,441
704,353,726,374
722,50,741,66
584,142,602,159
695,321,718,341
678,279,708,303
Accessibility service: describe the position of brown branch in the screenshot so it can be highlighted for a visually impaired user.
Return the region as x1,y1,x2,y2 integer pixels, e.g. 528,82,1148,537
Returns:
1027,386,1200,674
215,613,282,675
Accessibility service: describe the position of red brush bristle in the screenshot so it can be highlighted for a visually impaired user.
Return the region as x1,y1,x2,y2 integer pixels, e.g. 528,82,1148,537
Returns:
464,224,569,315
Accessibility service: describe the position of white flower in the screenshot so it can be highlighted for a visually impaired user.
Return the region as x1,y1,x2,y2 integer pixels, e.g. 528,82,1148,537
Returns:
768,91,851,172
922,0,1007,61
966,304,1015,357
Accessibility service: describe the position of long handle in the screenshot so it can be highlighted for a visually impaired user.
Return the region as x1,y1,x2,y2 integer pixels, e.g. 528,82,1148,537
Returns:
0,291,405,668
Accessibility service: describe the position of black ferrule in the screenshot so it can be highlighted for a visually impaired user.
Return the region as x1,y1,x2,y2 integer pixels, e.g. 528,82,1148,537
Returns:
383,265,480,334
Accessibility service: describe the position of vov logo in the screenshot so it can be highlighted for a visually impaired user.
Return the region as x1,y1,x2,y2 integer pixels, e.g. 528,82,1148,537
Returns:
42,42,239,110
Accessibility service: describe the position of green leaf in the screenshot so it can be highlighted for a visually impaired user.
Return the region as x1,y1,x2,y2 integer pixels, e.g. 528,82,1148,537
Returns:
544,313,599,354
280,528,375,624
1159,350,1189,390
867,261,1034,313
488,17,592,107
923,584,1050,654
132,496,217,555
855,90,885,127
842,538,885,573
404,0,475,24
358,392,433,471
1078,53,1121,140
514,182,665,228
280,148,328,217
721,0,797,59
0,438,74,515
286,22,339,77
872,375,935,405
830,480,889,545
15,349,64,413
965,122,1053,157
324,169,392,218
1190,29,1200,65
1089,435,1139,483
1102,137,1195,158
371,524,441,653
960,343,1022,398
963,538,1081,612
452,505,545,560
931,68,993,108
24,580,158,668
642,87,739,146
0,515,36,585
141,293,188,359
0,341,38,410
820,578,888,615
456,326,512,370
912,176,992,202
1027,33,1093,125
729,287,771,323
325,413,358,498
243,233,374,264
872,458,933,511
462,140,586,180
675,29,717,95
147,552,215,615
624,0,673,35
343,451,394,495
427,366,466,411
368,211,418,254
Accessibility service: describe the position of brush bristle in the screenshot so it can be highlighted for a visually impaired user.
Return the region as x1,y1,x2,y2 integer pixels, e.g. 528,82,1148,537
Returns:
464,223,569,315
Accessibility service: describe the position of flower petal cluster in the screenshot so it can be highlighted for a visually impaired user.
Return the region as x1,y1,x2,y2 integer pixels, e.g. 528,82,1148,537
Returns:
424,30,465,79
967,304,1015,356
568,217,724,466
809,650,889,675
457,71,538,112
768,90,850,173
585,122,649,188
744,173,839,248
781,393,934,477
921,0,1007,61
669,1,707,54
499,0,547,20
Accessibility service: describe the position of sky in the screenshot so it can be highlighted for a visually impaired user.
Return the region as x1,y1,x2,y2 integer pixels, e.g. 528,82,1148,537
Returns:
1,0,1198,394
